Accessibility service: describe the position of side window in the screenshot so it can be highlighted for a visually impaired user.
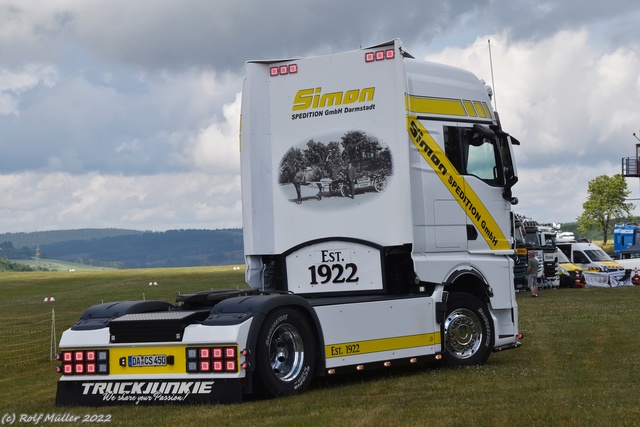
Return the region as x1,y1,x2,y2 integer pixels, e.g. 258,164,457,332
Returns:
467,139,499,183
573,251,588,264
443,126,464,173
443,125,503,186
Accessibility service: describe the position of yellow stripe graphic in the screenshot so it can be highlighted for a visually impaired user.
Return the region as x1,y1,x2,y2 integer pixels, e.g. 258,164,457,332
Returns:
463,101,477,117
406,95,492,120
326,333,440,359
407,116,509,250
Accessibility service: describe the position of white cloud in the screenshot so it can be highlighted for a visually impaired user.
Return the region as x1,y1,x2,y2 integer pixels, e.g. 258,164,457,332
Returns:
0,64,57,115
186,93,241,174
0,171,242,232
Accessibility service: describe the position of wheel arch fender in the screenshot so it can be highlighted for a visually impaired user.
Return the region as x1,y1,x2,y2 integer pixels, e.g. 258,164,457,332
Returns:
208,294,326,391
445,266,493,304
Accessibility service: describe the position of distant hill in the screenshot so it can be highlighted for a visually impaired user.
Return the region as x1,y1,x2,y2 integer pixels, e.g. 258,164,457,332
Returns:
0,228,143,248
0,228,243,269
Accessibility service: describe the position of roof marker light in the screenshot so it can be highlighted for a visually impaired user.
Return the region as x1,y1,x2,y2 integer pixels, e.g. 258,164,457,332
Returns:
270,64,298,77
365,48,396,63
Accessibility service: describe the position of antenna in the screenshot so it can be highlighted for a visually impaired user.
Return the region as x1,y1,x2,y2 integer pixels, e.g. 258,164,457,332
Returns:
488,39,497,112
633,132,640,142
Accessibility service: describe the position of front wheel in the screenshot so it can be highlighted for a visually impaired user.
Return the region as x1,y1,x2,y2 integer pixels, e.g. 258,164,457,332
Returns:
254,308,316,397
443,293,493,366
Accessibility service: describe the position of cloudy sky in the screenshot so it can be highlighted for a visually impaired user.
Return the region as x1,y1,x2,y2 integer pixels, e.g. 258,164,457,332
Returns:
1,0,640,233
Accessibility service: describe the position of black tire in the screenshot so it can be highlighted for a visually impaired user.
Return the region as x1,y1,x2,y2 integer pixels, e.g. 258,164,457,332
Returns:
254,308,316,397
443,293,493,366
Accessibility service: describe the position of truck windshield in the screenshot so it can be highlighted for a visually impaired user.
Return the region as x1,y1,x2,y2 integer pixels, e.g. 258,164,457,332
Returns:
557,249,570,263
542,233,556,248
524,233,541,248
514,225,525,246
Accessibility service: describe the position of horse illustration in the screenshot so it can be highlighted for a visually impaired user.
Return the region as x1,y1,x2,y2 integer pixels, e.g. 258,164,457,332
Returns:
293,165,323,204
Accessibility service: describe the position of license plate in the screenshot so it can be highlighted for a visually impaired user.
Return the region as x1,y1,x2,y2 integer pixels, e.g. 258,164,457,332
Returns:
128,355,167,367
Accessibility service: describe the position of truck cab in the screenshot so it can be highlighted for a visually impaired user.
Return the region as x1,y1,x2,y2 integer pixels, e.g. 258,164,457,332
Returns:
522,219,559,288
512,215,528,291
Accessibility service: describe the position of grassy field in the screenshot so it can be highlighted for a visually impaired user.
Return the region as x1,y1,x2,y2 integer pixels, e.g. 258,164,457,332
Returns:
1,268,639,426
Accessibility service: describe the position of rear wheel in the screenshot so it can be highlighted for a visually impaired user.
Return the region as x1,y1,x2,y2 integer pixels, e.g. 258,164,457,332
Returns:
443,293,493,366
254,308,316,397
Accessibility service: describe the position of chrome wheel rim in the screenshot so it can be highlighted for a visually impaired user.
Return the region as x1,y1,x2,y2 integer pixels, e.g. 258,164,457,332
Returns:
268,324,304,382
444,308,483,359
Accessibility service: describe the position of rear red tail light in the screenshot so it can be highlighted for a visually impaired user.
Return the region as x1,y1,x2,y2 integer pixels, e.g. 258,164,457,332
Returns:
186,346,239,373
56,350,109,376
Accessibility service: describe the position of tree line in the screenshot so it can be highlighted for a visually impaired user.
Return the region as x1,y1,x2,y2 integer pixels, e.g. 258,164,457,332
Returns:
1,229,244,269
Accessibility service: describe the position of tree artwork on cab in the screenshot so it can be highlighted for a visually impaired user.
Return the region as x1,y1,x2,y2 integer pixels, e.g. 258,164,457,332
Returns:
279,130,393,204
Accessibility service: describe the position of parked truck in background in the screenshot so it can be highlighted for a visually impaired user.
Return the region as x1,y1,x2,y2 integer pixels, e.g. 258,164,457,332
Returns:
55,39,522,405
512,215,528,291
522,218,559,289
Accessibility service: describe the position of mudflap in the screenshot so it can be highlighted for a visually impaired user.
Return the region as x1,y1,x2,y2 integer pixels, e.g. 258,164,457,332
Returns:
56,378,243,406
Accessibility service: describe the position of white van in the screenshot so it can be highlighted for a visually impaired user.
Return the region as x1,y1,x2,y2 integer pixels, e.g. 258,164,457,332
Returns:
556,241,624,272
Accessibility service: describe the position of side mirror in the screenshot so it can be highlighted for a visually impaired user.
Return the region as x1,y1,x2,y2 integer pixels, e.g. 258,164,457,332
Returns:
502,176,518,202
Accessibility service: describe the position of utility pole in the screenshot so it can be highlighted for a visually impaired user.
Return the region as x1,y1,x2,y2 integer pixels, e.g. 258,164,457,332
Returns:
35,244,41,270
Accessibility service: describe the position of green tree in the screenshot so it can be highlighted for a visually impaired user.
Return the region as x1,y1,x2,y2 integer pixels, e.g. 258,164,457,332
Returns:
577,174,634,244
